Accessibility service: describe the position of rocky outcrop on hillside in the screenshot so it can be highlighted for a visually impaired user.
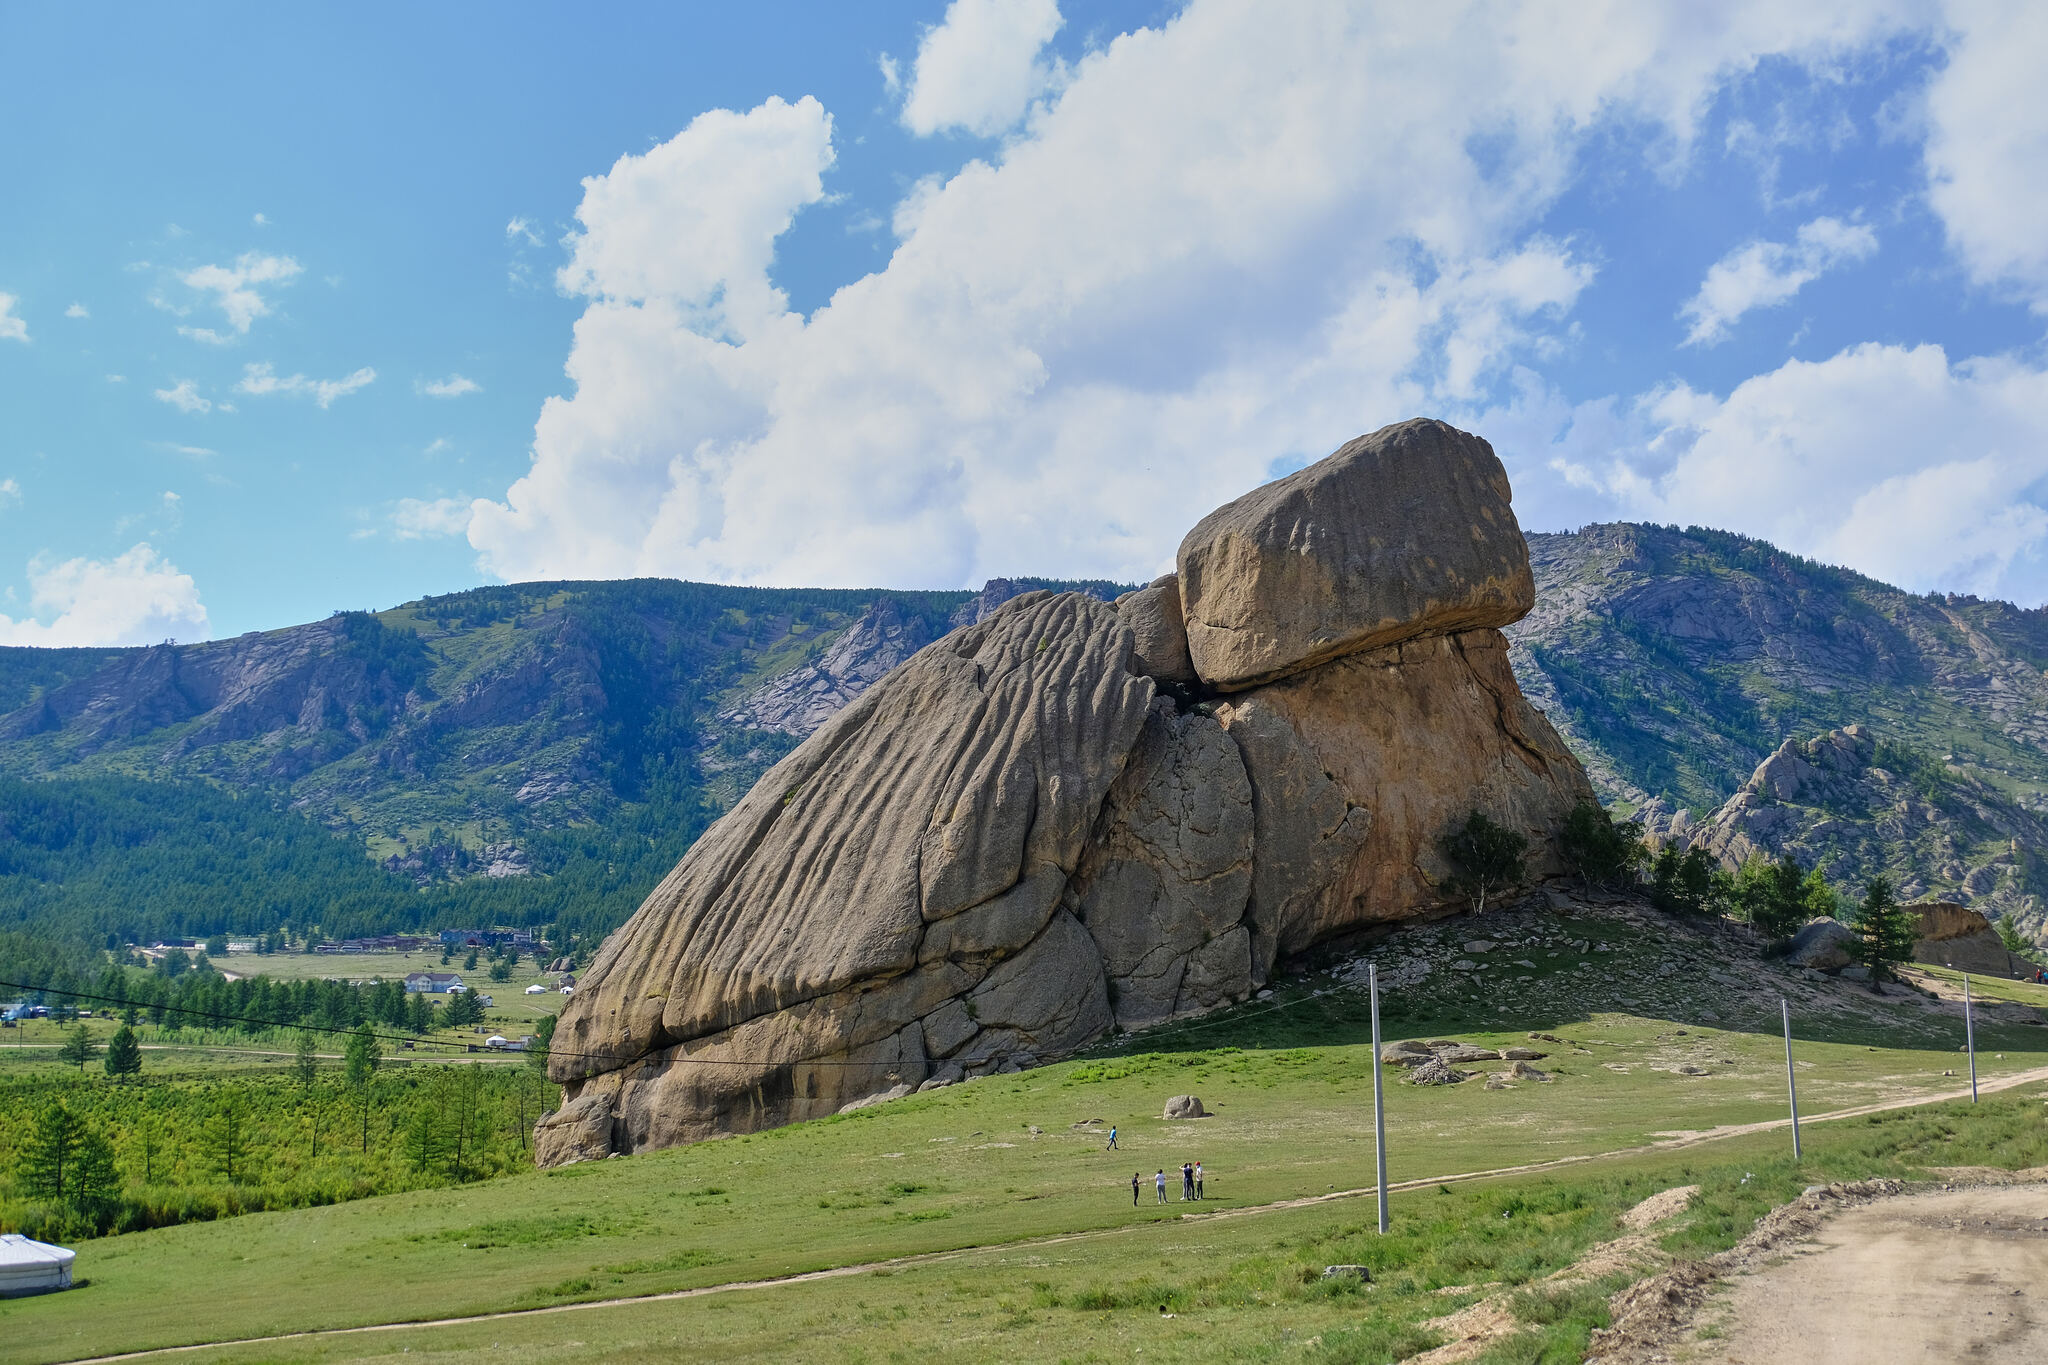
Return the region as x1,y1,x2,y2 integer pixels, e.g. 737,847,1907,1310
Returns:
1637,725,2048,941
1910,902,2041,977
717,598,942,736
537,418,1593,1165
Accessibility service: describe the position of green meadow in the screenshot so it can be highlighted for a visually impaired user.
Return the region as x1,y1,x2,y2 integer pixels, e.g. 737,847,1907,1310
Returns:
5,903,2046,1363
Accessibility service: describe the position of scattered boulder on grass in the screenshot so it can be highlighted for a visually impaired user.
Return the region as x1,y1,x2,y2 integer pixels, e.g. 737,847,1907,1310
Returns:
1409,1057,1470,1086
1497,1046,1547,1061
1433,1043,1502,1065
1506,1061,1551,1082
1786,918,1858,971
1379,1039,1436,1066
1322,1264,1372,1281
1163,1094,1208,1119
532,1095,616,1167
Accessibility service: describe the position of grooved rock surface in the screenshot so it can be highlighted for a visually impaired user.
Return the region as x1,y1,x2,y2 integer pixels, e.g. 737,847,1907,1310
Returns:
1178,419,1534,690
548,591,1154,1108
1116,575,1197,686
1069,699,1255,1026
544,593,1155,1154
1219,629,1591,953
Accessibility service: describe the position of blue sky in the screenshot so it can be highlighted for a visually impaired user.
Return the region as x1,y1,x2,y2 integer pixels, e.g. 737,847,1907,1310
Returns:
3,1,2046,644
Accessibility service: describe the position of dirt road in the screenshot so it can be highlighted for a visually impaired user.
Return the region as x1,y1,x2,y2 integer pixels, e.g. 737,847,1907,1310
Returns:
1688,1184,2048,1363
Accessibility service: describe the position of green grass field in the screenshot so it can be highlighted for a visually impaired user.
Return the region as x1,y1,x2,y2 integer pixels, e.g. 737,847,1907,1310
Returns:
5,900,2046,1363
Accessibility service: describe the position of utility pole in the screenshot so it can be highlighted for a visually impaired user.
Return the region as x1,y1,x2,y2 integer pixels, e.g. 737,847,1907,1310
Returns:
1964,973,1979,1103
1782,996,1801,1162
1370,963,1389,1235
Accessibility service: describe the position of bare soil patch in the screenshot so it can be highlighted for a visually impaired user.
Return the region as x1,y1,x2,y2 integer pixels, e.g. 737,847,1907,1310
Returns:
1589,1180,2048,1364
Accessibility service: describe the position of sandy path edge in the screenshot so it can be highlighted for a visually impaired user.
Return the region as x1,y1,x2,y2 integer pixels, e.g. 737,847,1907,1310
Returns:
51,1065,2048,1365
1587,1174,2048,1363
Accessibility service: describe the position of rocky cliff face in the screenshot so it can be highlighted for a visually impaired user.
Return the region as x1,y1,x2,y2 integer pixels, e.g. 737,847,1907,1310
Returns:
537,418,1592,1165
1637,725,2048,940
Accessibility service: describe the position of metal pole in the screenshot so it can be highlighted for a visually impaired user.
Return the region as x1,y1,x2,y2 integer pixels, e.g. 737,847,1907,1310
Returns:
1964,973,1978,1103
1370,963,1389,1235
1782,997,1801,1162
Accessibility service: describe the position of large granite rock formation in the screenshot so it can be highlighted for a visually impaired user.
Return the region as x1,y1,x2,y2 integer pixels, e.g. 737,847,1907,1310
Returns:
537,418,1591,1166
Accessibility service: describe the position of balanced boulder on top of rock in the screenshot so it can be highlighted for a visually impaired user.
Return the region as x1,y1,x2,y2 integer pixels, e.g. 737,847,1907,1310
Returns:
1177,419,1534,690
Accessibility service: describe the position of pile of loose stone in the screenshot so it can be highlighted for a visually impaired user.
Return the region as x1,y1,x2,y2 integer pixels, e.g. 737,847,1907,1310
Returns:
1380,1035,1554,1087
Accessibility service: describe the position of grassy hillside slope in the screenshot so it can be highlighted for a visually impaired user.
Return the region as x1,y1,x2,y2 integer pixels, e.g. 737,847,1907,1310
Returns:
5,896,2045,1363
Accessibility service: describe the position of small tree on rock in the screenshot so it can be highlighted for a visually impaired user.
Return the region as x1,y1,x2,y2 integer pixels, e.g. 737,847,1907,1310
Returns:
1438,810,1527,914
1850,874,1915,988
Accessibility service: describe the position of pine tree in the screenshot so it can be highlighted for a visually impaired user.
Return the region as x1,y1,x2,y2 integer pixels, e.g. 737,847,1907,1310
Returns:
70,1124,124,1221
402,1105,442,1175
19,1102,82,1202
58,1023,96,1071
1997,915,2031,956
294,1030,319,1087
343,1022,381,1088
1851,874,1915,987
213,1098,247,1183
104,1023,143,1079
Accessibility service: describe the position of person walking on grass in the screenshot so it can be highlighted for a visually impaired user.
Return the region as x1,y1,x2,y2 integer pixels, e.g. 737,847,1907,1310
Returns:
1131,1172,1141,1206
1155,1169,1167,1203
1106,1124,1118,1150
1181,1161,1194,1201
1195,1161,1204,1200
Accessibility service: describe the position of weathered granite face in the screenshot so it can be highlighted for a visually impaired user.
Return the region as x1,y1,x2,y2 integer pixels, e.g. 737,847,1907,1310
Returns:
1177,419,1534,691
1218,629,1591,958
547,591,1153,1093
537,418,1593,1165
1115,575,1198,686
1068,699,1256,1025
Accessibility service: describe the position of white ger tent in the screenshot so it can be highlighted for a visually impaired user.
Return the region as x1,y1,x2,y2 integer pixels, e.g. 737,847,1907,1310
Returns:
0,1233,75,1296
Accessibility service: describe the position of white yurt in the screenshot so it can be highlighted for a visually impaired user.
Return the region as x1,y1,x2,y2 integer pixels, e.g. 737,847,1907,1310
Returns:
0,1233,75,1297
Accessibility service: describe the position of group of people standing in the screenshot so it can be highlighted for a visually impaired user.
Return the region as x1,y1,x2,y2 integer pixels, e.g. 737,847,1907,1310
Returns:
1132,1161,1204,1204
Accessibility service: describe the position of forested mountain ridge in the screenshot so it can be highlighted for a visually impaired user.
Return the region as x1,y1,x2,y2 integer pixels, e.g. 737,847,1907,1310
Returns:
1506,523,2048,938
0,576,1128,964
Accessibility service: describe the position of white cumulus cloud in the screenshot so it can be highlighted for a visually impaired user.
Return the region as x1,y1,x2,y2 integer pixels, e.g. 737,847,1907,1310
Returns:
0,478,20,507
391,497,475,540
179,252,303,334
467,1,1933,595
1679,216,1878,346
64,302,88,320
237,362,376,408
153,380,212,414
1923,0,2048,310
899,0,1064,138
1529,341,2048,603
419,374,481,398
0,543,211,647
0,293,27,342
